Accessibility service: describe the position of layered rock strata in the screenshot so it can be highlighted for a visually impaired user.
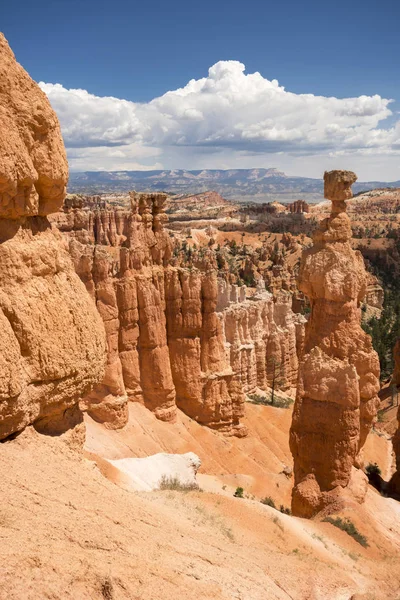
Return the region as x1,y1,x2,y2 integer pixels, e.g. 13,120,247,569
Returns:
54,196,306,435
0,34,106,439
290,170,380,517
64,192,176,427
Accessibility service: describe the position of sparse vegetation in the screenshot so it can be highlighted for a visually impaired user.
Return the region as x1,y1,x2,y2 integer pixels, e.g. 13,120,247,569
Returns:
159,475,199,492
260,496,291,515
272,515,284,532
195,504,235,541
248,392,293,409
234,486,244,498
279,505,291,515
377,409,385,423
267,356,285,405
362,288,400,380
261,496,276,508
366,462,381,477
323,517,368,547
312,533,328,549
100,577,114,600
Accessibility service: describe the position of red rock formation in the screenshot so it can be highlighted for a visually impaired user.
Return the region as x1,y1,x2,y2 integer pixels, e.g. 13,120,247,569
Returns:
288,200,309,214
65,192,176,427
364,272,384,311
390,341,400,496
0,34,106,439
165,269,246,436
54,195,306,435
290,170,380,517
219,282,305,396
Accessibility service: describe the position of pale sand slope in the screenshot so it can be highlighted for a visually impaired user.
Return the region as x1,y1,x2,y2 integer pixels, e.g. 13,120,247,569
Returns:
1,403,399,600
85,402,393,507
1,425,400,600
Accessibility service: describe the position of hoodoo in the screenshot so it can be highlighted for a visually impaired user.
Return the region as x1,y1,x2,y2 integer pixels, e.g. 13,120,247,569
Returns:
289,170,380,517
52,193,307,435
0,34,106,438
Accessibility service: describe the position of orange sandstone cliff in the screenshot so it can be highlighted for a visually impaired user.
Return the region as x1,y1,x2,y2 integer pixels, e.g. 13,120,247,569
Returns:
0,33,106,439
289,170,380,517
52,195,306,436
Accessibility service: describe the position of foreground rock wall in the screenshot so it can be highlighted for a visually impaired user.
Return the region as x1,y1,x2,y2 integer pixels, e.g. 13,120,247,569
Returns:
290,170,380,517
54,196,306,435
0,34,106,439
390,341,400,495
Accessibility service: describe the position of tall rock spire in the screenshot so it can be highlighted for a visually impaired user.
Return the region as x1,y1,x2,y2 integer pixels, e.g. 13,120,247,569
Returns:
290,170,380,517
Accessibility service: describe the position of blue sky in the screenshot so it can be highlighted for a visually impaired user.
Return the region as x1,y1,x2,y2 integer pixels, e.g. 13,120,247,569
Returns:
2,0,400,179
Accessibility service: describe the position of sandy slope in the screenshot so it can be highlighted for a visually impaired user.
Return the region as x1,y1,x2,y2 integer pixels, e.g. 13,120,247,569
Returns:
1,404,399,599
85,402,393,506
85,402,294,505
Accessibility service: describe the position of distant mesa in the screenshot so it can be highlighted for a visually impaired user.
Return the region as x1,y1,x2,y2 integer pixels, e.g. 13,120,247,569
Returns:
68,168,400,203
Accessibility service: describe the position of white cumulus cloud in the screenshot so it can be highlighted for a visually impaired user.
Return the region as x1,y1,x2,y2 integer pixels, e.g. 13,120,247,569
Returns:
39,60,400,177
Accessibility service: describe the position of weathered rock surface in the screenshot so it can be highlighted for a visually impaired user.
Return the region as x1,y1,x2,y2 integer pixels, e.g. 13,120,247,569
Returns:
0,34,68,219
0,34,106,439
53,195,306,435
64,192,177,427
288,200,309,214
390,340,400,495
364,272,384,311
290,170,380,517
218,280,305,395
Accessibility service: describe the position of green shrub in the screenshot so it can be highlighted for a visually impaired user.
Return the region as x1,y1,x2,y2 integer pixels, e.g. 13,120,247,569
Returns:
365,462,381,477
323,517,368,547
377,409,385,423
234,487,244,498
279,505,291,515
261,496,276,508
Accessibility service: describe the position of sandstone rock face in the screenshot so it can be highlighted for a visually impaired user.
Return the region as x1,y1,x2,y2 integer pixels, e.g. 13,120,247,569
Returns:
288,200,309,214
64,192,177,427
290,170,380,517
165,268,246,435
364,272,384,310
54,196,306,436
0,34,106,439
0,34,68,219
390,341,400,495
218,280,305,396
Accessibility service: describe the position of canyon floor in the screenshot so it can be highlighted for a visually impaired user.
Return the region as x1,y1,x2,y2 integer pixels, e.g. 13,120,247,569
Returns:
1,402,399,600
